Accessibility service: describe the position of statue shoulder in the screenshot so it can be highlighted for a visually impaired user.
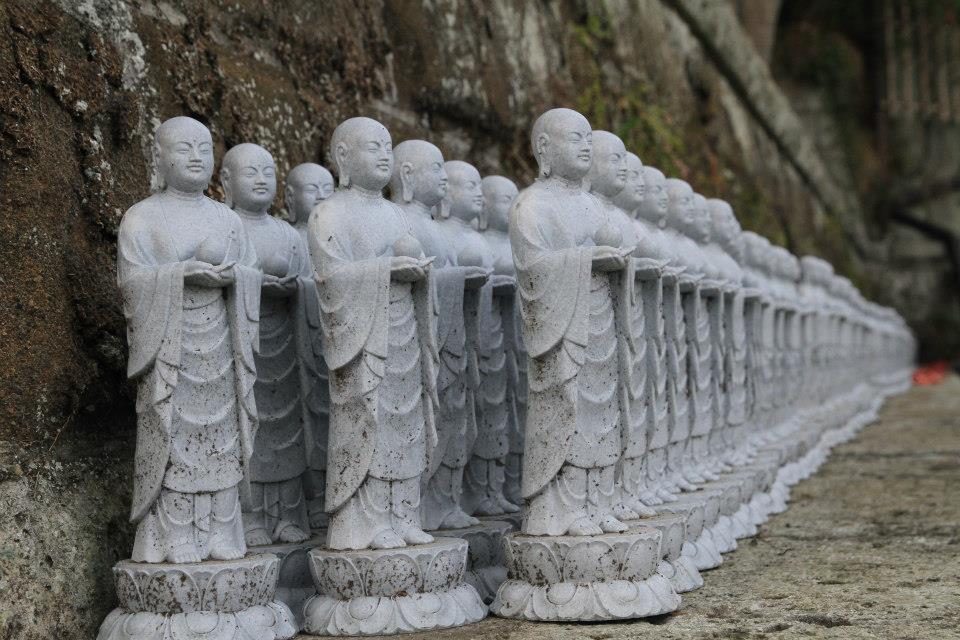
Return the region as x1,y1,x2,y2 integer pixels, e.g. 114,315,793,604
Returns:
119,194,166,237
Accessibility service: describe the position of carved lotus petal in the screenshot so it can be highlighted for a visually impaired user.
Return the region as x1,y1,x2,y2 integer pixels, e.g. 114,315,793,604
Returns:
516,540,561,585
621,536,658,581
316,556,363,600
142,568,198,613
560,540,618,583
365,553,420,597
114,569,145,611
660,521,684,560
423,548,463,593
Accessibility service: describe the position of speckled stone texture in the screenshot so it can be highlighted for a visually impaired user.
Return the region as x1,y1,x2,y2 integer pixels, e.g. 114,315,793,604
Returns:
98,553,296,640
491,527,682,621
302,537,486,636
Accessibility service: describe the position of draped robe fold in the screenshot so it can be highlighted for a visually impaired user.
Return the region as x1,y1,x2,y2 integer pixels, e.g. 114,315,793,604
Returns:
291,223,330,505
307,192,438,517
509,183,625,501
117,194,260,526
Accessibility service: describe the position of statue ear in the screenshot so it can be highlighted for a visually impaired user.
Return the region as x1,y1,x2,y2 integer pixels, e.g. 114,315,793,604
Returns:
149,142,165,193
536,133,550,178
221,167,233,208
439,196,450,219
400,161,414,203
336,142,350,188
284,185,296,218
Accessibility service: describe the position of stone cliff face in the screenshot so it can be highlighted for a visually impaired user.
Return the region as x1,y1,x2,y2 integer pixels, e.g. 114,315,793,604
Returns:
0,0,937,636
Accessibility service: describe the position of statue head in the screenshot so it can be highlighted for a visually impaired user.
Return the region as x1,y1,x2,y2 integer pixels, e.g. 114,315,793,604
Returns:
638,166,668,228
585,130,627,199
285,162,333,224
152,116,214,194
481,175,518,232
665,178,695,236
221,143,276,213
689,194,711,244
330,116,393,192
707,198,743,261
440,160,483,224
612,152,645,216
390,140,448,209
530,108,593,182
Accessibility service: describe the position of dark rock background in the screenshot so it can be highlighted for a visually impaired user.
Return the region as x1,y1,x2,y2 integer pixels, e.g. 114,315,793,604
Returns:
0,1,952,637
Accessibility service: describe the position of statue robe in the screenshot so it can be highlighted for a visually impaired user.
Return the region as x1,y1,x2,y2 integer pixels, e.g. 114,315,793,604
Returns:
633,220,671,451
117,193,260,524
240,214,308,487
291,222,330,497
307,190,439,515
606,204,648,461
509,181,625,500
398,206,466,484
661,233,690,447
476,228,516,466
676,238,713,440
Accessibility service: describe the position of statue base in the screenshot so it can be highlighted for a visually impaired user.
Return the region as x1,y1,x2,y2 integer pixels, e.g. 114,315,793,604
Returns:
254,535,325,629
629,512,703,593
430,518,513,604
302,537,486,636
490,527,681,621
655,492,725,570
97,553,296,640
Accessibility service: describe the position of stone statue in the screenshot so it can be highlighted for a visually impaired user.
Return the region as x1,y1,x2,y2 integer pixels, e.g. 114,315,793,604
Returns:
307,117,438,551
586,132,660,520
509,111,634,537
223,143,310,547
480,177,527,510
628,164,682,505
103,116,295,640
492,108,680,622
707,198,748,465
284,162,334,529
424,159,492,529
303,120,485,635
387,141,485,531
118,117,260,564
662,179,701,493
466,174,522,517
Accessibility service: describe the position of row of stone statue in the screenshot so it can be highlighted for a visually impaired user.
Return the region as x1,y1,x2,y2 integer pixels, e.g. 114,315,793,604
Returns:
98,110,914,639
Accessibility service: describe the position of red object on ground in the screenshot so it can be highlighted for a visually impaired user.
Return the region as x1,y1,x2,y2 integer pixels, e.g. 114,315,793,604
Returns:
913,361,948,386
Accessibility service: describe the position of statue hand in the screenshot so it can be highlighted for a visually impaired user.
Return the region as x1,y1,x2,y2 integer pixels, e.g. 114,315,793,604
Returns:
184,260,234,287
262,273,297,297
491,274,516,294
391,256,426,282
463,266,491,289
592,245,626,272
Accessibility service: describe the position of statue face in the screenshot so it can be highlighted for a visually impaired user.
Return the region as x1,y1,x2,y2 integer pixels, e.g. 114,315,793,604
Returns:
640,167,668,228
444,161,483,222
482,177,518,232
587,131,627,198
613,154,645,214
537,111,593,181
286,164,333,223
225,145,276,213
666,181,695,234
406,144,448,208
156,119,214,193
690,195,710,243
340,122,393,191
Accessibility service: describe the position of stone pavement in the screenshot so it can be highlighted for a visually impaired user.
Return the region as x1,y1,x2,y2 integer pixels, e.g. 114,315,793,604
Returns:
297,376,960,639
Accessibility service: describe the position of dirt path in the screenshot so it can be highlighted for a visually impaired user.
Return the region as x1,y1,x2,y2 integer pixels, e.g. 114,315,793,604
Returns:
303,377,960,639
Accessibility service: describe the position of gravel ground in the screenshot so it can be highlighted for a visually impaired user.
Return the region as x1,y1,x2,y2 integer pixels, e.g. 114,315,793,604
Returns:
299,377,960,639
